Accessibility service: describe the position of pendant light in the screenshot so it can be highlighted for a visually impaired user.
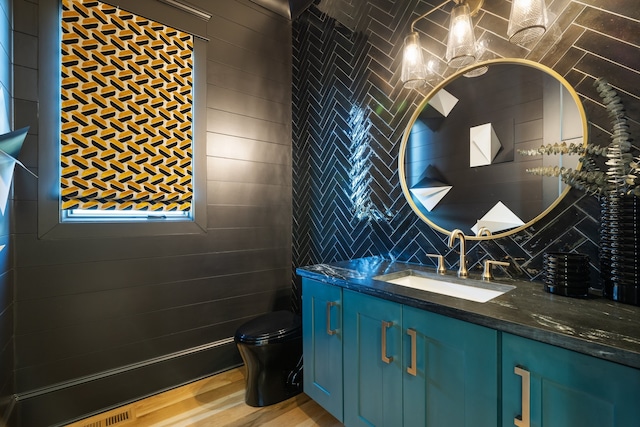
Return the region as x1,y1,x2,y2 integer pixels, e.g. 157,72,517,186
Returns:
401,32,428,89
445,2,477,68
463,40,488,78
401,0,483,88
400,0,549,89
507,0,548,45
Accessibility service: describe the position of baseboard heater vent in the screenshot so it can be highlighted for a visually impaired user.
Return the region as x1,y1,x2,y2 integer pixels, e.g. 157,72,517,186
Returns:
67,407,134,427
104,409,132,426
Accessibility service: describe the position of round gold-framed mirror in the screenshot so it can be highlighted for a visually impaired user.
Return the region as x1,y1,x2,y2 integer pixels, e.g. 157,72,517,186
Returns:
399,58,588,240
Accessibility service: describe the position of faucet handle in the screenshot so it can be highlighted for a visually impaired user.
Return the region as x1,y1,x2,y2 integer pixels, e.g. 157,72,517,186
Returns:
426,254,446,275
482,260,510,281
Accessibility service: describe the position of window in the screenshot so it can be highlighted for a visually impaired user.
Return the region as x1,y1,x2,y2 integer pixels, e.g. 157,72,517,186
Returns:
60,0,194,220
38,0,208,238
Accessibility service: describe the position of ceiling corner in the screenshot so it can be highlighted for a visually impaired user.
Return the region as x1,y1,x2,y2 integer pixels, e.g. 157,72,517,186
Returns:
249,0,315,20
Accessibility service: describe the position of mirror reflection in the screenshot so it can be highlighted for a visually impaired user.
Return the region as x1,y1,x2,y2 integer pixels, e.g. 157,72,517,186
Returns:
399,59,587,239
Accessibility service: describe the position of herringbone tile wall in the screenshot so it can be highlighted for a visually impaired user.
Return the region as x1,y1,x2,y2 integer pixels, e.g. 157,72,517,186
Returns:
292,0,640,310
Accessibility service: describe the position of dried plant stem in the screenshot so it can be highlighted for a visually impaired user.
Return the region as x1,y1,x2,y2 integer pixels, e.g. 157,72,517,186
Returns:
520,77,638,197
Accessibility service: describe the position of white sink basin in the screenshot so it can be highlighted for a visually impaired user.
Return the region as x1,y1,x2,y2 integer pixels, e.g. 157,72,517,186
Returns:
374,270,515,303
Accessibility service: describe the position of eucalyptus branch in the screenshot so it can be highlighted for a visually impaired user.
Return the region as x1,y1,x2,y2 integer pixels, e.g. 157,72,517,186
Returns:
594,77,635,195
517,141,608,157
525,166,608,195
522,77,639,198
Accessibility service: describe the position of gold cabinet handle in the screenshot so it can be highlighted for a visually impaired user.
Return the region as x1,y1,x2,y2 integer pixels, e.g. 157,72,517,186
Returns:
407,328,417,376
514,366,530,427
326,301,338,336
381,321,394,364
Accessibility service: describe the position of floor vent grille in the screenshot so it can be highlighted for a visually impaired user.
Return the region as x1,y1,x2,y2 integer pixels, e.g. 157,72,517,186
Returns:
104,409,131,426
67,407,134,427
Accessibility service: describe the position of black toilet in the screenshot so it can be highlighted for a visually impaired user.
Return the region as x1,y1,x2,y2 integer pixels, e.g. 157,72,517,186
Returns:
234,310,303,407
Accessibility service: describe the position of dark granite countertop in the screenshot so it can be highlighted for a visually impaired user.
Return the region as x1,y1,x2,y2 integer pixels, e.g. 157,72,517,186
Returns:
296,257,640,370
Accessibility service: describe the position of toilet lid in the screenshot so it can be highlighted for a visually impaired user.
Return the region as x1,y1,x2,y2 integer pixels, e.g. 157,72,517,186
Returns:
234,310,302,345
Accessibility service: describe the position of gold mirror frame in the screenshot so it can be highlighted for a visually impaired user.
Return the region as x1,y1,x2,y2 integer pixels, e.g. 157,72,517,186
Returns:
398,58,589,240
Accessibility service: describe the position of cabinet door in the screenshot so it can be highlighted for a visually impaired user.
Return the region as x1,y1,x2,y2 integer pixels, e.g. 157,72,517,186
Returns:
502,333,640,427
344,290,403,427
302,278,343,422
403,305,498,427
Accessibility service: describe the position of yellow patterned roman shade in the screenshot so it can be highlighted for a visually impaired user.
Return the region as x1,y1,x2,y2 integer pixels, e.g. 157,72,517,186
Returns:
60,0,193,212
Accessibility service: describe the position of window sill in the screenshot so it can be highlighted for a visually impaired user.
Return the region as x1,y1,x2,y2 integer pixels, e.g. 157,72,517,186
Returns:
39,218,206,240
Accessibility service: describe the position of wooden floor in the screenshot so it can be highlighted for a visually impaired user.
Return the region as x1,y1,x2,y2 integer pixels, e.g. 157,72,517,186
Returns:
67,367,343,427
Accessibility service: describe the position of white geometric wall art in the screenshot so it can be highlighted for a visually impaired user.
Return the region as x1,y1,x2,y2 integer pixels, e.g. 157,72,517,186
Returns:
0,86,37,217
0,88,10,135
470,122,502,167
0,127,35,216
429,88,459,118
471,201,525,235
0,152,17,216
410,176,452,212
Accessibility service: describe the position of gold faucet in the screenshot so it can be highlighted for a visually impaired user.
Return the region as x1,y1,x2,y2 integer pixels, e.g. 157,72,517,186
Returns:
476,226,492,237
448,229,468,278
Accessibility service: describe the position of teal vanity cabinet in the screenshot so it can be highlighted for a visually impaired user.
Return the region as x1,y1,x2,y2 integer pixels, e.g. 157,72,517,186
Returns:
502,333,640,427
302,278,344,422
343,290,498,427
343,289,403,427
403,305,498,427
300,261,640,427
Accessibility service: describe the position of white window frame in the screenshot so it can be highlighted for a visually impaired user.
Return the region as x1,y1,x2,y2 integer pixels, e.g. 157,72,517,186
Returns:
63,209,190,221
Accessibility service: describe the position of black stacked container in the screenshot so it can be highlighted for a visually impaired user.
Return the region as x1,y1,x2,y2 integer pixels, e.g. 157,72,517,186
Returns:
600,194,640,305
543,252,590,297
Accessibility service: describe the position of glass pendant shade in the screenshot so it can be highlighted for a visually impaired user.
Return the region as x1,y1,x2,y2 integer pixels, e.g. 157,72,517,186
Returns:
446,3,476,68
402,32,427,89
463,65,488,78
463,40,487,78
508,0,548,45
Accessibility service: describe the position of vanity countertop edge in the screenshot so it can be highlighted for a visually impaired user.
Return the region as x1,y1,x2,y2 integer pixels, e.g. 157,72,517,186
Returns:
296,256,640,370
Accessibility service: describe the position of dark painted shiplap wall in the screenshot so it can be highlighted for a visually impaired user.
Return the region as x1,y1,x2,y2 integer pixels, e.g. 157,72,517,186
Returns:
0,0,14,424
292,0,640,305
12,0,292,425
